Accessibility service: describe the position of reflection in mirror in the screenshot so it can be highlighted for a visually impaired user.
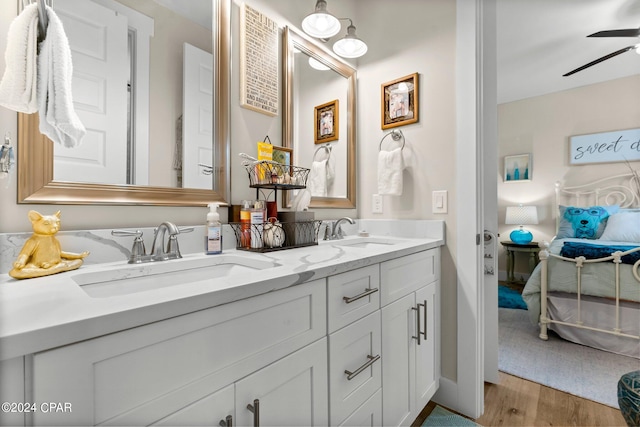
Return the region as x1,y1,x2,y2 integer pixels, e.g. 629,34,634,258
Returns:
283,27,356,209
18,0,231,205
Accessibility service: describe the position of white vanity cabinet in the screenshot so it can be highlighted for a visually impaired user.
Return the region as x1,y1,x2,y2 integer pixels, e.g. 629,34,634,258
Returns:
380,251,440,427
17,245,440,427
29,279,327,426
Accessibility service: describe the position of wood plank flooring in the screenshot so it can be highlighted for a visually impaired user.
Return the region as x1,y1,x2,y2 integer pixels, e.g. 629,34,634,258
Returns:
412,372,627,426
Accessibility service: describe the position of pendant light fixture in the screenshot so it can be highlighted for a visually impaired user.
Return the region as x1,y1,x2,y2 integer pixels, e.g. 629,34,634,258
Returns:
301,1,368,59
332,19,368,58
301,0,341,39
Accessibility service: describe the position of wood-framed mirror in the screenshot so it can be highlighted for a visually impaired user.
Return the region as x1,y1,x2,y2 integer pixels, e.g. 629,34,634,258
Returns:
282,26,356,209
17,0,231,206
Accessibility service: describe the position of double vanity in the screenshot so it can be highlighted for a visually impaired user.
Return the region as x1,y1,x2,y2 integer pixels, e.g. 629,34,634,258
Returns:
0,220,444,426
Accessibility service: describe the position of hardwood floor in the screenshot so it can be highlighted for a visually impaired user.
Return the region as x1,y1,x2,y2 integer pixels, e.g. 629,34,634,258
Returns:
412,372,627,426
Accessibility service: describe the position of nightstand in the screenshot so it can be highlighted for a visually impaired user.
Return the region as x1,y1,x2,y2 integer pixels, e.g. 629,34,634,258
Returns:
501,241,540,284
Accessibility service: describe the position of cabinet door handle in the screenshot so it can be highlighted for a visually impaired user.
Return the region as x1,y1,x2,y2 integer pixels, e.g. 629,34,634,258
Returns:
411,304,422,345
343,287,379,304
344,354,380,380
422,299,428,340
219,415,233,427
247,399,259,427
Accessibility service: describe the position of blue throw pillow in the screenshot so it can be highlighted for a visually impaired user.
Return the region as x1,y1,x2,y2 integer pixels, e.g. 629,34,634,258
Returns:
557,205,619,239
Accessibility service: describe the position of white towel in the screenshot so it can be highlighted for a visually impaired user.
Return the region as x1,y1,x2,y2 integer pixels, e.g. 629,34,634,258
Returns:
309,159,327,197
325,149,335,192
377,148,404,196
0,4,39,113
37,5,86,148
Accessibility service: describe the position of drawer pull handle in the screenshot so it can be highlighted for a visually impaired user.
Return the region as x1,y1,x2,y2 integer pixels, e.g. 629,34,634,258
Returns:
412,305,420,345
219,415,233,427
344,354,380,380
247,399,259,427
422,299,428,340
412,302,426,345
343,287,379,304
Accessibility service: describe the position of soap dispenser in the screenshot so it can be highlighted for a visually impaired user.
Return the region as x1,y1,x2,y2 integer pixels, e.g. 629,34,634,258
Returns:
205,203,222,255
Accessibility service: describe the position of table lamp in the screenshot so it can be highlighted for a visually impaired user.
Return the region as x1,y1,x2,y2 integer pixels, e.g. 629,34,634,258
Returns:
505,205,538,244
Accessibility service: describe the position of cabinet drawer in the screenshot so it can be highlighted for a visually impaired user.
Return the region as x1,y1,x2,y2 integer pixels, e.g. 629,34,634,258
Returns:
30,280,326,426
329,311,381,426
338,388,382,427
328,265,380,333
380,249,439,306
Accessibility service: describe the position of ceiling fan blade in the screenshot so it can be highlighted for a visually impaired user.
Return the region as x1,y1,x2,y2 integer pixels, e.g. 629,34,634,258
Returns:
587,28,640,38
563,45,635,77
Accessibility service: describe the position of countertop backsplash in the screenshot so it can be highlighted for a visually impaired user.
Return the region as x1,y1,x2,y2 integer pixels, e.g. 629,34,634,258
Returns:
0,219,445,274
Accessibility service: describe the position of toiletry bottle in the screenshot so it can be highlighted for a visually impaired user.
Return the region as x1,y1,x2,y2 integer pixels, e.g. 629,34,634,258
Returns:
240,200,252,248
205,203,222,255
250,200,266,249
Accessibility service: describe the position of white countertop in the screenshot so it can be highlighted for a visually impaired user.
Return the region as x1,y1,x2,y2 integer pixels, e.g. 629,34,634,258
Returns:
0,220,444,361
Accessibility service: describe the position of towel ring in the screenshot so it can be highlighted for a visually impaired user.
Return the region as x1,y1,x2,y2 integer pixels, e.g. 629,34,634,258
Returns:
313,144,332,161
379,129,405,151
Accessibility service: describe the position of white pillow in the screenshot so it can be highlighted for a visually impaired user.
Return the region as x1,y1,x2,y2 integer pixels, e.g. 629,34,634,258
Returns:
599,211,640,243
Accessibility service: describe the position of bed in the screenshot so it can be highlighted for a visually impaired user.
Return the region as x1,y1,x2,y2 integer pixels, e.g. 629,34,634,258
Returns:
521,173,640,359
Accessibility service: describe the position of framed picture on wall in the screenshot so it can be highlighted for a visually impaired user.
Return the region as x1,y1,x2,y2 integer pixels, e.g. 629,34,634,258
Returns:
381,72,418,129
504,154,532,182
314,100,339,144
272,146,293,176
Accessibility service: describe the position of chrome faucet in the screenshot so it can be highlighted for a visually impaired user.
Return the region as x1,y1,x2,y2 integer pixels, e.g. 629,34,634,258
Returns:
112,223,193,263
151,222,182,261
329,217,355,240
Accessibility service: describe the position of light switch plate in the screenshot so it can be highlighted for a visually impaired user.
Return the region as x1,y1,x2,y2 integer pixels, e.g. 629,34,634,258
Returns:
372,194,383,214
432,190,448,214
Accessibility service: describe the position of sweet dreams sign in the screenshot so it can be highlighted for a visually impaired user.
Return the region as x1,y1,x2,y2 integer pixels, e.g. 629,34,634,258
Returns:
569,128,640,165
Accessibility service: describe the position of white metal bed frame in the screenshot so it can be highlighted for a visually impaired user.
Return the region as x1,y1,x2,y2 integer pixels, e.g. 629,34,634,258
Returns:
538,172,640,342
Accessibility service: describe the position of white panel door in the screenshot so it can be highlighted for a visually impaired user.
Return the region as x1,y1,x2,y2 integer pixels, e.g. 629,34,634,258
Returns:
152,384,234,427
235,338,328,426
415,282,438,409
53,0,128,184
182,43,213,189
381,293,416,427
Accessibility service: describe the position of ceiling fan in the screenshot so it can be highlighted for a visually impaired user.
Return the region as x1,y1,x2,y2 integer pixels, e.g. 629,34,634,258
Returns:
563,26,640,76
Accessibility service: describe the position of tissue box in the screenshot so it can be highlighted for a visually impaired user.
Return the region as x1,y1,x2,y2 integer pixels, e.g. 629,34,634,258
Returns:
278,211,317,246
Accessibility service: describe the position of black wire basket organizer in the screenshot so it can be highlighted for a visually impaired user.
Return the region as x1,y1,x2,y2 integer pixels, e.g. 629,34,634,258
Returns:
244,160,310,189
229,220,323,253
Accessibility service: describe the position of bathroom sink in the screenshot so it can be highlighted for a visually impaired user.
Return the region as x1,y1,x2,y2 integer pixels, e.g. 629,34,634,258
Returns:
73,255,280,298
330,236,407,248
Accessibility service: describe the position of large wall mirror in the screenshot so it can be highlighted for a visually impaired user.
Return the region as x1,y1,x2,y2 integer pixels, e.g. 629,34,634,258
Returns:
18,0,230,205
282,27,356,209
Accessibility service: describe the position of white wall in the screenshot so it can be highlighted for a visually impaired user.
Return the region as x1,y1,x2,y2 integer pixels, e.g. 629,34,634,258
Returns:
497,75,640,277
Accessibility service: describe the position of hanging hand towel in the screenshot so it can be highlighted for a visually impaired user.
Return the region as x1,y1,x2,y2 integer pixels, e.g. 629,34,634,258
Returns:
309,159,328,197
37,5,86,148
0,4,39,113
377,147,404,196
325,148,335,192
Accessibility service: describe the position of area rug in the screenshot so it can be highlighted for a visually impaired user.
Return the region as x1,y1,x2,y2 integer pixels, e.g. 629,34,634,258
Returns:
498,285,527,310
421,405,480,427
499,307,640,408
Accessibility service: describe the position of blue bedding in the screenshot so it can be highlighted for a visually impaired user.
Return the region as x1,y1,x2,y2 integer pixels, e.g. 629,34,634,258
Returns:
559,242,640,265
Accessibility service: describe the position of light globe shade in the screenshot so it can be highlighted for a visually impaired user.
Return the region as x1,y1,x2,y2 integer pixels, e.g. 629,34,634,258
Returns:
308,56,330,70
332,25,368,58
301,0,341,38
505,205,538,245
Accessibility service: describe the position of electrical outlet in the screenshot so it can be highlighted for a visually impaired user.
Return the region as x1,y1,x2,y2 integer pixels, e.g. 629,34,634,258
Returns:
372,194,383,214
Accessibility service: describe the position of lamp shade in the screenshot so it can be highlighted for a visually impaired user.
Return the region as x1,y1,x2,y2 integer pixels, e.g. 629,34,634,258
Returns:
301,0,341,38
332,24,368,58
505,205,538,244
505,205,538,225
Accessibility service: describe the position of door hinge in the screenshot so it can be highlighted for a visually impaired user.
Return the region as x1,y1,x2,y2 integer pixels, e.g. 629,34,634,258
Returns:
476,234,481,245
